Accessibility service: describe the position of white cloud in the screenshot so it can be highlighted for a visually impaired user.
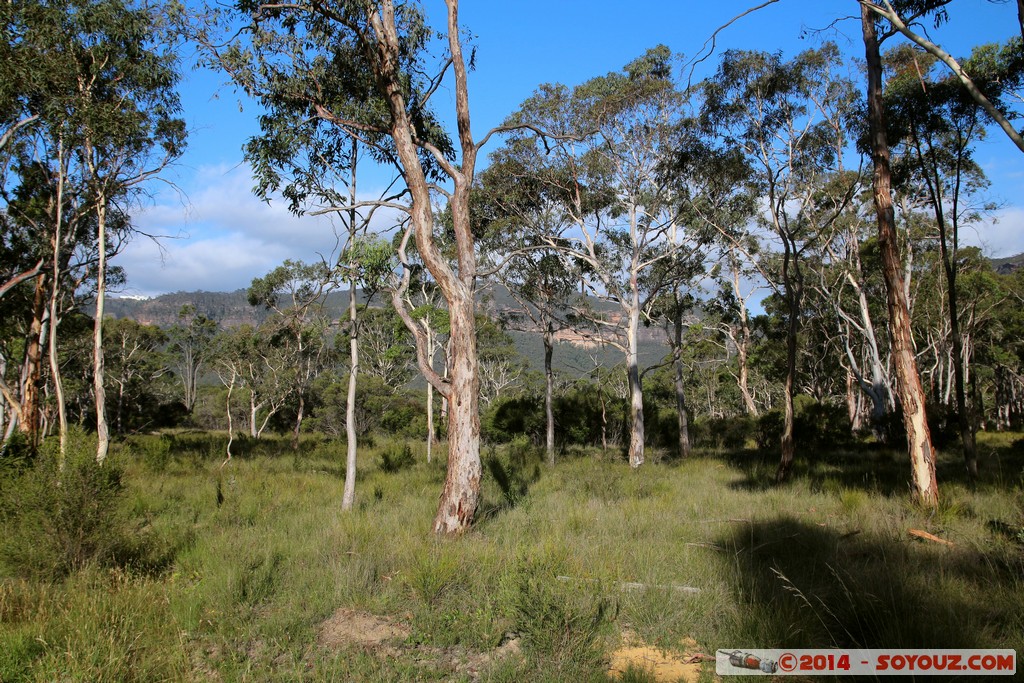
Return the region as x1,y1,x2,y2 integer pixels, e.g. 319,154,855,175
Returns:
115,164,406,297
961,207,1024,259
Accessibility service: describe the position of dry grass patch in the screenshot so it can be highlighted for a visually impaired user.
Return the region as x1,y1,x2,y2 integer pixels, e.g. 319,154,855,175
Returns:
608,629,707,683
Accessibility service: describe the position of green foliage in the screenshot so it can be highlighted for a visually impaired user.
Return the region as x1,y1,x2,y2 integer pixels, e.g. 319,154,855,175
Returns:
694,415,756,451
308,375,426,440
0,431,125,579
355,305,415,387
378,442,415,473
341,237,396,295
405,543,460,606
755,398,853,452
231,549,285,608
0,431,1022,680
499,555,613,673
137,433,174,473
484,384,627,449
0,431,35,477
484,395,544,443
576,464,625,503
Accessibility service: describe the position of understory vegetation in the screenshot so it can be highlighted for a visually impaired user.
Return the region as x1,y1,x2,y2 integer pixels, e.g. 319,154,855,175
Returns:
1,430,1022,682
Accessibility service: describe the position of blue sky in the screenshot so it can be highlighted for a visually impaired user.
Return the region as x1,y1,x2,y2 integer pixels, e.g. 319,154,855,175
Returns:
118,0,1024,297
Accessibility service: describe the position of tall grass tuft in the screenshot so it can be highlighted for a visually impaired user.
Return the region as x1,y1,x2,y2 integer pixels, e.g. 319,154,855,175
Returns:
499,554,614,675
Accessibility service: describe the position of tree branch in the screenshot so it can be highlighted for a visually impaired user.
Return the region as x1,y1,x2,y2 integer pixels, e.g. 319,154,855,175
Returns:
0,261,45,300
861,0,1024,153
390,224,452,398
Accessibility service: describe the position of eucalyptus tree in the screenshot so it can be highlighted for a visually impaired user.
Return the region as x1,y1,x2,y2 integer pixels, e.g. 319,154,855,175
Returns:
249,259,334,449
2,137,98,458
701,44,860,481
860,0,1024,154
669,121,759,421
496,250,578,464
710,246,763,417
336,236,393,511
886,45,996,477
401,273,448,463
0,0,184,462
475,152,582,464
861,1,938,506
103,317,168,435
76,0,185,464
213,323,291,440
808,204,893,433
356,306,414,387
649,289,697,458
0,0,65,307
475,316,526,409
196,0,546,532
167,305,218,415
236,36,387,508
501,47,704,467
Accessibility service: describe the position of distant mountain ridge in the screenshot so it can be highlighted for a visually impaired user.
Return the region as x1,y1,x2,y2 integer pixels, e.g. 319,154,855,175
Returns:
990,253,1024,275
104,289,369,328
105,285,670,374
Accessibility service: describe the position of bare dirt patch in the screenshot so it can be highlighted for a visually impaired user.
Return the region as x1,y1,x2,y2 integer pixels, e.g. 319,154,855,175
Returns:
608,631,706,683
317,608,412,650
316,607,521,680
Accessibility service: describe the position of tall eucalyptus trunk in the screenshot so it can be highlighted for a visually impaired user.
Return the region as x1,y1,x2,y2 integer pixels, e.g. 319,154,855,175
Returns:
93,195,110,464
672,304,691,459
20,275,48,450
543,320,555,465
626,303,645,468
862,3,938,506
343,138,359,511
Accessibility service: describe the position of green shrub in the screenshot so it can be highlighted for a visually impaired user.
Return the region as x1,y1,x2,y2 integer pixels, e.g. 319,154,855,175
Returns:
755,410,784,450
0,430,35,477
0,431,126,579
500,556,612,672
137,433,174,472
378,443,415,473
797,399,853,450
484,395,544,443
406,544,461,605
695,415,756,450
755,398,853,452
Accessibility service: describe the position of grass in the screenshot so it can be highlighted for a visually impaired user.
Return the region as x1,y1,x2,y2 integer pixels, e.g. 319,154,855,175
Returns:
1,430,1022,681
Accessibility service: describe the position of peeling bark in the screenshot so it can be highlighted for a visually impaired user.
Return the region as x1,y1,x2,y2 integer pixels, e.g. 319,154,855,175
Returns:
862,4,938,506
19,275,48,450
673,311,691,459
626,306,645,468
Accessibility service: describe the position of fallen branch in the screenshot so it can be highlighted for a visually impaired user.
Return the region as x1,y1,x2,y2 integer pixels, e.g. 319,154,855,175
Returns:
684,653,717,664
556,575,701,594
908,528,954,547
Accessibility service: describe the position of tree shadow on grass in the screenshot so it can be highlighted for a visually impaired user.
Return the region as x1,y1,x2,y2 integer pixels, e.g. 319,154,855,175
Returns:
718,437,1024,497
473,446,542,525
712,516,1024,652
